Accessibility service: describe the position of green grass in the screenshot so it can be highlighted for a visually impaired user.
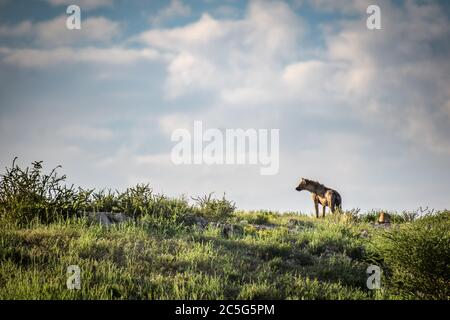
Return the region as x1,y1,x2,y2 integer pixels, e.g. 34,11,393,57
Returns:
0,159,448,300
0,214,372,300
1,209,449,299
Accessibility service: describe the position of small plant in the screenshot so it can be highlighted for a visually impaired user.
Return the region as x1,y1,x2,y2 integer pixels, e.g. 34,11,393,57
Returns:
192,193,235,221
238,210,277,225
399,207,434,223
370,211,450,299
358,208,438,225
116,184,154,217
252,212,272,225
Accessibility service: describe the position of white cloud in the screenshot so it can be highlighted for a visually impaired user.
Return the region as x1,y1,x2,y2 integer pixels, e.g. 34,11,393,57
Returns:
45,0,113,10
293,0,371,14
282,60,341,102
321,1,450,154
36,15,120,45
135,154,171,166
165,51,217,98
0,21,33,37
61,125,114,141
137,0,450,155
158,113,192,135
140,13,226,50
0,15,121,46
139,1,303,100
150,0,191,26
2,0,450,212
0,46,161,67
212,5,241,19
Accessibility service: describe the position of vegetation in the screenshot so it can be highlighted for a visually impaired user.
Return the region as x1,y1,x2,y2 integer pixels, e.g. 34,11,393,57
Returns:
368,212,450,299
0,159,448,300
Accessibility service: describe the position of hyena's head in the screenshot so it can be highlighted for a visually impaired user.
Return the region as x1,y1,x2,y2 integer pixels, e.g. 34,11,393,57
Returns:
295,178,309,191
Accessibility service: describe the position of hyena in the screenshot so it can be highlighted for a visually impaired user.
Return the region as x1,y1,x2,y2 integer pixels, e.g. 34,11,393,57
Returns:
295,178,342,218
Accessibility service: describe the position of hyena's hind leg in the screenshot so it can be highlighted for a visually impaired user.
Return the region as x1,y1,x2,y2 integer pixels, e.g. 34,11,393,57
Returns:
331,193,342,214
331,202,337,214
335,193,342,213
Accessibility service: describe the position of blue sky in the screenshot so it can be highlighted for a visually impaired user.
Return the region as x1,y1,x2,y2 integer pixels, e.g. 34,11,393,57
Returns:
0,0,449,213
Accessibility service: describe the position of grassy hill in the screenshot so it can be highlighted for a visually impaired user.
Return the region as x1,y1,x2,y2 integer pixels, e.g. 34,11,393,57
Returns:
0,160,448,300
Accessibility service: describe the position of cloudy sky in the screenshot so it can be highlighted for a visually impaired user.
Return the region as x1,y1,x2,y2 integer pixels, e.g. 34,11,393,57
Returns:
0,0,449,213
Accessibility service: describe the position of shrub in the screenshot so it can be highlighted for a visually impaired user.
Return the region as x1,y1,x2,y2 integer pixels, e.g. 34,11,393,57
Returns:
85,184,193,222
116,184,154,216
358,208,432,224
243,210,278,225
371,211,450,299
192,193,235,221
146,195,193,222
0,159,193,225
0,158,79,224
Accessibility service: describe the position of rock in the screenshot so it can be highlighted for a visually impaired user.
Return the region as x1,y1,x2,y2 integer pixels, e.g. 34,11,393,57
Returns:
287,219,298,227
374,221,391,229
192,216,209,229
185,216,245,237
88,212,131,226
321,248,336,258
213,222,244,238
287,219,314,230
109,212,130,223
252,224,276,231
360,229,369,238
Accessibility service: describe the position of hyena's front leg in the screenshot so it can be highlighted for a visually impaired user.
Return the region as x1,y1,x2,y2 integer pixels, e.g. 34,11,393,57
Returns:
314,201,319,218
322,205,326,218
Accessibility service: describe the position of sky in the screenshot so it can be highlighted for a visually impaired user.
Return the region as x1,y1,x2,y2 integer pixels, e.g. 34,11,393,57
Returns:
0,0,449,213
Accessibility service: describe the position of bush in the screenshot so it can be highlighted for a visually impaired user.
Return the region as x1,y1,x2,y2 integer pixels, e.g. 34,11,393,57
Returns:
371,211,450,299
0,159,194,225
0,158,79,224
192,193,235,221
359,208,432,224
82,184,193,222
146,195,193,222
241,210,277,225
